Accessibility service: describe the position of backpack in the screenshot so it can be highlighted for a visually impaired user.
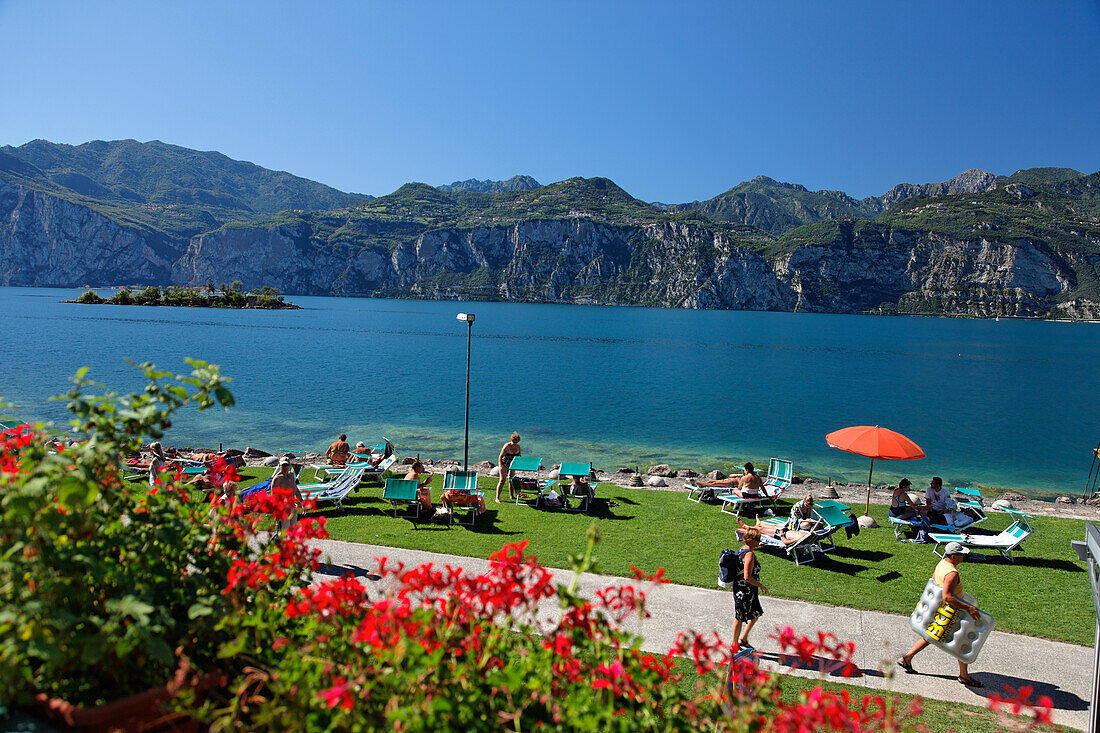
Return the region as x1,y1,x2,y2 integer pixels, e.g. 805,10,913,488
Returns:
718,548,742,589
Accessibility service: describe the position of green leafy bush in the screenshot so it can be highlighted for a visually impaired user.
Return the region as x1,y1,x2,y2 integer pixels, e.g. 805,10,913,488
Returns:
0,361,238,704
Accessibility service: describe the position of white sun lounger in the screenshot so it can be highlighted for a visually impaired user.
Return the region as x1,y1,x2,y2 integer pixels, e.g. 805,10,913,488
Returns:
738,515,835,566
928,514,1035,562
298,466,367,510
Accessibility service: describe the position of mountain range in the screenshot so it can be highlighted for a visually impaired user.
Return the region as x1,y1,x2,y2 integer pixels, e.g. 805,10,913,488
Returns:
1,138,1098,319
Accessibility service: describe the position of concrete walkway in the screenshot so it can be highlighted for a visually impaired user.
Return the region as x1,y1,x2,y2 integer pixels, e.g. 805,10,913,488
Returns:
313,538,1092,731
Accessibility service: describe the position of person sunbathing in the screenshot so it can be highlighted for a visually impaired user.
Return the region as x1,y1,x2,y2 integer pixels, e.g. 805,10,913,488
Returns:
325,434,352,465
738,517,812,547
351,441,389,467
695,463,764,498
890,478,930,525
569,474,594,498
405,460,434,511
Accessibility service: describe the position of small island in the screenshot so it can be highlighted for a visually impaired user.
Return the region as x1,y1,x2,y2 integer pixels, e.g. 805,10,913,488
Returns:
68,282,301,309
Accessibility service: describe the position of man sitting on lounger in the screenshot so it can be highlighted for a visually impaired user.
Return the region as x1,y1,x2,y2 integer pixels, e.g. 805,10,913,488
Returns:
352,440,391,467
325,434,352,465
695,463,764,498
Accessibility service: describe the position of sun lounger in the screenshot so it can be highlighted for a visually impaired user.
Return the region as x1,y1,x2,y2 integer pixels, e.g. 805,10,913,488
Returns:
557,462,594,513
510,456,556,506
240,463,304,499
710,459,793,517
810,499,859,551
717,484,783,517
299,466,366,510
928,515,1035,562
738,515,834,566
441,470,485,526
382,477,425,521
889,486,988,539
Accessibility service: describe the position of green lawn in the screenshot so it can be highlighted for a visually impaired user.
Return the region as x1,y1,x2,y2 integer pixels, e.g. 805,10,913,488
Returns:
231,470,1095,646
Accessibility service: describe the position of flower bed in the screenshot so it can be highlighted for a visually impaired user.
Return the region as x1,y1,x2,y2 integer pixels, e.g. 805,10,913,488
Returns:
0,363,1056,731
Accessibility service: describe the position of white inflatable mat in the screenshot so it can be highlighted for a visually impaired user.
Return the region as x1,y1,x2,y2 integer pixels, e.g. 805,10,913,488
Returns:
909,577,994,664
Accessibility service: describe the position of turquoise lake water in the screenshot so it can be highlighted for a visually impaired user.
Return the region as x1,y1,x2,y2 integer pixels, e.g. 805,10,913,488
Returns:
1,286,1097,498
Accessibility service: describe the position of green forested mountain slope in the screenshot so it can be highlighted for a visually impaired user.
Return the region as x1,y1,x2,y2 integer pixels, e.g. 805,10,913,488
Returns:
0,139,369,238
3,138,1099,318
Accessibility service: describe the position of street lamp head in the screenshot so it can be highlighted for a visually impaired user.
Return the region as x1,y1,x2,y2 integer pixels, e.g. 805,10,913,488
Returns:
456,312,475,323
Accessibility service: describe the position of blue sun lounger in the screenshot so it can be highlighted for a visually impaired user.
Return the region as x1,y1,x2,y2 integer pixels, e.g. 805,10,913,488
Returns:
383,477,425,521
557,462,595,513
929,512,1035,562
510,456,555,506
738,515,832,566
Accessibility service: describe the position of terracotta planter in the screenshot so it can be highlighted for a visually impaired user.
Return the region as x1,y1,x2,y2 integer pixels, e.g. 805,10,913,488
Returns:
32,663,216,732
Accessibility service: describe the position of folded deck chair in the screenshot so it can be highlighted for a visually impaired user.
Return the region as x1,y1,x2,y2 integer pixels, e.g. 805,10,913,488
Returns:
299,466,366,510
738,516,833,566
441,470,484,527
557,462,594,513
510,456,555,506
383,477,425,520
929,515,1035,562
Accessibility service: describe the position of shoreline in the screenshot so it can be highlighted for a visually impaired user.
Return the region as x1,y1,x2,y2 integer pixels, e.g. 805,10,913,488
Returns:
197,445,1100,523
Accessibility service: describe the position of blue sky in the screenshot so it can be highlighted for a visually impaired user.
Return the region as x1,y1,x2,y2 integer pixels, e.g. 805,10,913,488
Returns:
1,0,1098,202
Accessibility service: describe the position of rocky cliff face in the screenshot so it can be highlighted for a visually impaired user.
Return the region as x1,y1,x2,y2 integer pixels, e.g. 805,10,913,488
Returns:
4,179,1094,319
0,180,179,287
171,215,1088,317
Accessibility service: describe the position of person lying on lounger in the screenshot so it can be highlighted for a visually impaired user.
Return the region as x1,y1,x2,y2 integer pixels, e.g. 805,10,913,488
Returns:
738,517,813,546
695,463,764,498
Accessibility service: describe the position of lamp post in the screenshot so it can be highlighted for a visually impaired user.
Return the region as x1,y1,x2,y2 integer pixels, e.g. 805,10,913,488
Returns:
456,312,475,470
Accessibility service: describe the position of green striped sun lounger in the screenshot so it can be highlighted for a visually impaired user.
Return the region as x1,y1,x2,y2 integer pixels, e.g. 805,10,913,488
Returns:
441,470,484,527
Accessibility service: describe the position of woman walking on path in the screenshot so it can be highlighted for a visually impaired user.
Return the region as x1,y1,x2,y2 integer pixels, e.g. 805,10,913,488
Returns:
495,432,522,503
898,542,984,687
732,527,767,651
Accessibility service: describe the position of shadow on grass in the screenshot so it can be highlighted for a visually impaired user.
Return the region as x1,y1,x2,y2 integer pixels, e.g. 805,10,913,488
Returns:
992,556,1084,572
611,495,640,505
828,546,893,563
875,571,903,582
801,553,870,574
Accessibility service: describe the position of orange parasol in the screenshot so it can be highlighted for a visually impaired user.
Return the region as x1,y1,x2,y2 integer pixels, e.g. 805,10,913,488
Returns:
826,425,925,518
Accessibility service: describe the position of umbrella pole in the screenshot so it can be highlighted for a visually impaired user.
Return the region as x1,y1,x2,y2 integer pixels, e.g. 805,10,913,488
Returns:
865,458,874,516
